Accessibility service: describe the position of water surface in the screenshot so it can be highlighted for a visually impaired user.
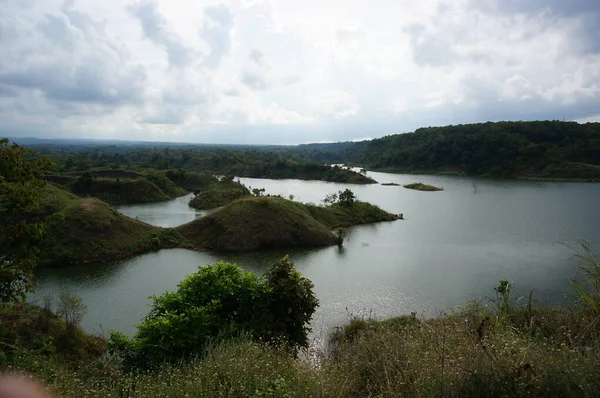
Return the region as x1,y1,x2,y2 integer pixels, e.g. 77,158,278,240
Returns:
34,172,600,338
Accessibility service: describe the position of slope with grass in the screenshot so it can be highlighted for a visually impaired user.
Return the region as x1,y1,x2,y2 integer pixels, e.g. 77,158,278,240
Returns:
44,169,196,205
6,285,600,397
188,187,250,210
307,201,399,228
39,197,187,266
178,196,398,252
404,182,443,191
178,196,339,251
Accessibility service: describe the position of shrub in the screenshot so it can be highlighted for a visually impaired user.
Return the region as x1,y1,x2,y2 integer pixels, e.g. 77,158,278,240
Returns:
338,189,356,206
110,257,318,368
56,294,86,334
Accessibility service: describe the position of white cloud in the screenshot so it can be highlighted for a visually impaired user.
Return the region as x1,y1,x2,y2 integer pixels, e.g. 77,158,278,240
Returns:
0,0,599,144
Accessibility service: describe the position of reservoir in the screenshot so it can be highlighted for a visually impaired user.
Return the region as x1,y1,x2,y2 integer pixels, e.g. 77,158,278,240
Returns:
33,171,600,339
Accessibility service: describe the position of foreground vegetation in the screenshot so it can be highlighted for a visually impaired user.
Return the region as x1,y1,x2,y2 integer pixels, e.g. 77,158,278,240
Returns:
3,256,600,397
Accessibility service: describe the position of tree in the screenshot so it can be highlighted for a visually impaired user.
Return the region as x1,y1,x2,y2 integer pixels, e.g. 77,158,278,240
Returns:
338,189,356,206
0,139,53,303
109,257,318,368
323,192,338,205
57,294,87,334
262,255,318,349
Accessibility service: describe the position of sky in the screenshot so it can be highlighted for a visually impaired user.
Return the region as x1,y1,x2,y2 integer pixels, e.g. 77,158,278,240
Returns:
1,0,599,144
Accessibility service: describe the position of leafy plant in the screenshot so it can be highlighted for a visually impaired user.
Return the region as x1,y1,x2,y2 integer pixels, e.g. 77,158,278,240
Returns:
0,138,54,303
57,294,87,334
110,257,318,368
338,189,356,206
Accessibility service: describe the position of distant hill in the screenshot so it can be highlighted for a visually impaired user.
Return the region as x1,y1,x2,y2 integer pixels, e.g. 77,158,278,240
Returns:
296,121,600,180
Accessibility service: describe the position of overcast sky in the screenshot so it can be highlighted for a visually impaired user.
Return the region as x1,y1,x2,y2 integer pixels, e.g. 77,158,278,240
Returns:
1,0,599,144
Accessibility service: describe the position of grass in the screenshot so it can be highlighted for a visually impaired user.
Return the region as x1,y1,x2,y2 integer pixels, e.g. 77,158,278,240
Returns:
189,187,250,209
178,196,339,251
325,306,600,397
178,197,398,251
39,197,188,266
5,295,600,397
307,201,398,228
67,177,172,205
404,182,444,191
0,302,106,363
381,182,400,186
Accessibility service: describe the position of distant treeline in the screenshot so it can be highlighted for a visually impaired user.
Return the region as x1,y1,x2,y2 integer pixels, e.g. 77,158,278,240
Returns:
295,121,600,179
32,144,375,184
26,120,600,180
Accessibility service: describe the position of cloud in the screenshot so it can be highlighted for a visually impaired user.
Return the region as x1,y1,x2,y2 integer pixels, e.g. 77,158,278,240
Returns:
202,4,234,67
471,0,600,55
0,4,147,113
128,0,196,68
0,0,599,144
241,70,268,90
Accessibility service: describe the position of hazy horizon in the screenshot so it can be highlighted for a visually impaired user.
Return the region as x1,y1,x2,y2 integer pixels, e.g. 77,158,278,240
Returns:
2,0,600,144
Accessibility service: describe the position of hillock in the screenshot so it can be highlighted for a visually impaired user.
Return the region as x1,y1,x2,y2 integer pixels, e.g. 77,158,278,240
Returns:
39,197,186,266
188,187,250,210
188,177,251,210
307,201,399,228
403,182,443,191
178,196,398,252
178,196,339,251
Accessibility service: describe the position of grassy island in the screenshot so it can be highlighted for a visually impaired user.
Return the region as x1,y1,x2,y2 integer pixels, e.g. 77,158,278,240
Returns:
404,182,443,191
39,196,187,266
188,176,250,210
381,182,400,186
178,196,398,252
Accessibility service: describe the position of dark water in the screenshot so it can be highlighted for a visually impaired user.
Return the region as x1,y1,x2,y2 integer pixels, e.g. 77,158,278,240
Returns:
33,172,600,338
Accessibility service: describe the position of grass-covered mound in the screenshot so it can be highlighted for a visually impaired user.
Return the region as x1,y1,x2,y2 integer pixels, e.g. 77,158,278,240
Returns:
39,197,186,265
188,177,251,210
164,169,219,191
381,182,400,186
39,183,80,213
0,302,106,364
45,169,193,205
404,182,443,191
307,201,399,228
179,197,339,251
67,176,172,205
179,196,398,252
188,187,250,210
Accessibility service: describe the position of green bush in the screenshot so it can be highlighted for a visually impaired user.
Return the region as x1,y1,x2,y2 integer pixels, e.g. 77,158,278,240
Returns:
110,256,318,368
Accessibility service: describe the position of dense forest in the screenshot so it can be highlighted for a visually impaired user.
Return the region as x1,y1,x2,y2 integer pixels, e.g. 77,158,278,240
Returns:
23,120,600,181
295,121,600,179
29,143,375,184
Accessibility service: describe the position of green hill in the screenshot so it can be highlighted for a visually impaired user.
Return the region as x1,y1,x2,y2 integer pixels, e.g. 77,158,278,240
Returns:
178,196,398,252
297,121,600,180
188,187,250,210
178,196,339,251
39,197,186,266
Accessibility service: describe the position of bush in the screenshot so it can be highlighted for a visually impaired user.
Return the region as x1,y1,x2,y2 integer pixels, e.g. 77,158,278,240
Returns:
57,294,86,334
110,256,318,368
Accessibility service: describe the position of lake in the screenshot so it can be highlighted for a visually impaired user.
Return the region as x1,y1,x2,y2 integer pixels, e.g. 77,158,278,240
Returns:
33,172,600,340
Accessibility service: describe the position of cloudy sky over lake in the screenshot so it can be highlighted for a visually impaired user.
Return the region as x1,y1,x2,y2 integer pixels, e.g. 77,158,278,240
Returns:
1,0,599,144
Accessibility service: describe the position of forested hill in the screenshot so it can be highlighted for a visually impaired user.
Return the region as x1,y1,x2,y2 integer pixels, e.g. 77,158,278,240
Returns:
295,121,600,180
